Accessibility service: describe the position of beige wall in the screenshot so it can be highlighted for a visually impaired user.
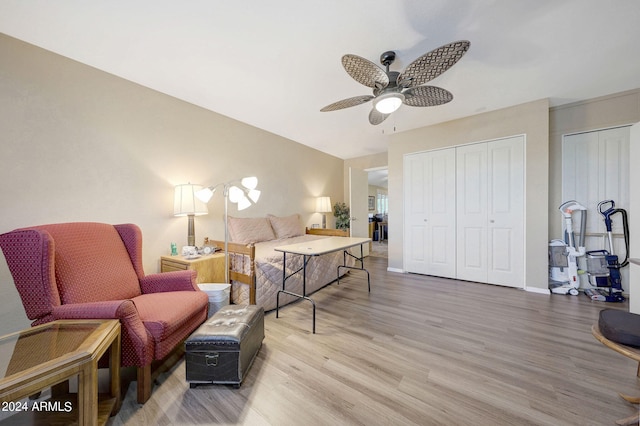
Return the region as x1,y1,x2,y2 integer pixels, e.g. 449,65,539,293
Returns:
0,34,344,335
388,99,550,292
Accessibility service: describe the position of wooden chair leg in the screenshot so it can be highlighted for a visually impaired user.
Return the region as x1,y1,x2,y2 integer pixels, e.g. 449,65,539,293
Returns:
620,393,640,404
616,412,640,426
136,364,152,404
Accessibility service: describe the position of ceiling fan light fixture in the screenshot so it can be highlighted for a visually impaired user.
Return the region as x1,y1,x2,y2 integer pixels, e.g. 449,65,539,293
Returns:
374,92,404,114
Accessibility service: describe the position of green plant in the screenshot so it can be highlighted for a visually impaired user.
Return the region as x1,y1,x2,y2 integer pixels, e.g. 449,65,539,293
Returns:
333,202,350,229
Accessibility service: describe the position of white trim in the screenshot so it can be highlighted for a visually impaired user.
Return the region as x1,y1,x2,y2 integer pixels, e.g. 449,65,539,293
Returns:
563,123,633,138
525,286,551,295
387,267,405,273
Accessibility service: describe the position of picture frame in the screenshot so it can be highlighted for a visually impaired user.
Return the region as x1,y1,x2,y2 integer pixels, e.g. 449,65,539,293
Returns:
368,196,375,211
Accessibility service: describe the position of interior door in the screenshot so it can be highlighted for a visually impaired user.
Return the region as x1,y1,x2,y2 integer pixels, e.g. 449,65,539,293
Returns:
349,167,370,256
486,136,525,287
404,149,457,277
456,143,488,282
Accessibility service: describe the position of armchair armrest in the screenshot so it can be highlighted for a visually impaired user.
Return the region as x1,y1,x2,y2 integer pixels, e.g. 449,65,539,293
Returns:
52,299,135,319
140,270,198,294
52,300,152,366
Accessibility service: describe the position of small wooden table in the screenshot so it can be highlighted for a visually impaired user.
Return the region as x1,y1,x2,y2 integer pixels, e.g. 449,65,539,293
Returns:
0,319,121,425
274,237,372,333
161,253,226,284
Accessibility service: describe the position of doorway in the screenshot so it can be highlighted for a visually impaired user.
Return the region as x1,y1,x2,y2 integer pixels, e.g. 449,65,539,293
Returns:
367,166,388,258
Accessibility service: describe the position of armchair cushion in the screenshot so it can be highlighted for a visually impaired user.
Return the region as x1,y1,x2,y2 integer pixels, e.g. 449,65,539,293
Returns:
132,291,208,359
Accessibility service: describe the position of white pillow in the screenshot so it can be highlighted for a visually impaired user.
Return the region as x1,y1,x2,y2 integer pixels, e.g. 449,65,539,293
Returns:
227,216,275,244
267,214,304,239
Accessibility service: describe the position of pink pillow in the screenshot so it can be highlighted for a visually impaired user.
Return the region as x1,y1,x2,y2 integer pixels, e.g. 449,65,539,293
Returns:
268,214,304,239
227,217,275,244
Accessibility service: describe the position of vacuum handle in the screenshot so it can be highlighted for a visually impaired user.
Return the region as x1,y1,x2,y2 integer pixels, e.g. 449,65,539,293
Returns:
598,200,615,232
598,200,615,215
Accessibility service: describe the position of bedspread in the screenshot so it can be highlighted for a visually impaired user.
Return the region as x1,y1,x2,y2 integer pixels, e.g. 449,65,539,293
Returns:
230,235,356,311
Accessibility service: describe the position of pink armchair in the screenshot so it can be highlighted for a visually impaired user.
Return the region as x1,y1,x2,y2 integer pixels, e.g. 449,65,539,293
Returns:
0,222,208,404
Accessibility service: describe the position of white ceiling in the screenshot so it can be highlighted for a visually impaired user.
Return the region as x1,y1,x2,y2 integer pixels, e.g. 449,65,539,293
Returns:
1,1,640,160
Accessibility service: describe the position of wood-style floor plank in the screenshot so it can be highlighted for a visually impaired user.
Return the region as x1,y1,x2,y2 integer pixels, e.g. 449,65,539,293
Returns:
108,257,638,425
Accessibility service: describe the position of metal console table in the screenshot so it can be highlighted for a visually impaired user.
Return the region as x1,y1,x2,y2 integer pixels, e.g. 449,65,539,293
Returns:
274,236,371,333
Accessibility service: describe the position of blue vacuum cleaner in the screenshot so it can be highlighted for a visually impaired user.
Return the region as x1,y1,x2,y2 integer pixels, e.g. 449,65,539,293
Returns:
585,200,629,302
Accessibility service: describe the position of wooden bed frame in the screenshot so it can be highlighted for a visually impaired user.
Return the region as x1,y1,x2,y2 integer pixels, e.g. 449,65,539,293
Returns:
205,228,349,305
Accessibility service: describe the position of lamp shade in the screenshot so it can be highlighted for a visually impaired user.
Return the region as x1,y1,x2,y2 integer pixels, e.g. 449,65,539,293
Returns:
195,186,215,203
174,184,209,216
241,176,258,190
316,196,332,213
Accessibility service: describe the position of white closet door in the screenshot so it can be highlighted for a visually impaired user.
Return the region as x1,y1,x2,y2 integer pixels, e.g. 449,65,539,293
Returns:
486,136,525,287
404,149,457,277
456,143,488,281
562,126,630,286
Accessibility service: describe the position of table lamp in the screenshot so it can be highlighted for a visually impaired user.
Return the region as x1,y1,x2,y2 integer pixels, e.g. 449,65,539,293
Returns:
174,183,208,246
316,196,332,228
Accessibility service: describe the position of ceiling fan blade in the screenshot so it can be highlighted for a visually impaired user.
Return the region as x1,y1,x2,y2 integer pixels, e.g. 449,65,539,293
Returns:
342,54,390,89
369,108,390,125
403,86,453,107
397,40,470,88
320,95,374,112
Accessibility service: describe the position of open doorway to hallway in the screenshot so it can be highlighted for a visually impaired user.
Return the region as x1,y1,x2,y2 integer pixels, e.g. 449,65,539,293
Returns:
367,167,388,258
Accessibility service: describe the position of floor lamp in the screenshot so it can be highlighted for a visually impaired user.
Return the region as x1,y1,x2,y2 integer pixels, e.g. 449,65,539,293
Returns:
196,177,260,283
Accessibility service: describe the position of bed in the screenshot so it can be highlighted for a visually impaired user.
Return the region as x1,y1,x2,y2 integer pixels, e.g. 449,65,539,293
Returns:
207,214,354,311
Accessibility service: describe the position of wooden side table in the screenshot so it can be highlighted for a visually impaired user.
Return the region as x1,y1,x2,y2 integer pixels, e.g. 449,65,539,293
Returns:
161,253,225,283
0,319,121,425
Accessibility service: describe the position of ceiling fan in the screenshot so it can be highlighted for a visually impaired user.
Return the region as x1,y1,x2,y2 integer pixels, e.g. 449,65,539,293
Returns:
320,40,470,125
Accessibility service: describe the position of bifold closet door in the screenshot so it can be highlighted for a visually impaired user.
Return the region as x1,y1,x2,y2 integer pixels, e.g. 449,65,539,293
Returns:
562,126,630,287
404,149,456,278
486,136,524,287
405,136,524,286
456,143,488,281
456,136,524,286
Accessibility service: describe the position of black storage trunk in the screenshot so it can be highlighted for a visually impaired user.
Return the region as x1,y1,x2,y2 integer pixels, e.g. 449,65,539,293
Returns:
185,304,264,387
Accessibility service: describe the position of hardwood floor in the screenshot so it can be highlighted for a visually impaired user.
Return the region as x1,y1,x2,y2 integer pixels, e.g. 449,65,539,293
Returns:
109,257,637,425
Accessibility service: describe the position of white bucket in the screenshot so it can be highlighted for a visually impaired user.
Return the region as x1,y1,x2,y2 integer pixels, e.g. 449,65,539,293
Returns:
198,283,231,317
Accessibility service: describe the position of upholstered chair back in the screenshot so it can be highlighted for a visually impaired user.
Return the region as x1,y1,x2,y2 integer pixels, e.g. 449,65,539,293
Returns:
0,222,143,324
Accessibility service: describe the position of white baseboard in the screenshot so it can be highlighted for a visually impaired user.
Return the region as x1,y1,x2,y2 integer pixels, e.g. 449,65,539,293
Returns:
387,267,405,273
525,286,551,295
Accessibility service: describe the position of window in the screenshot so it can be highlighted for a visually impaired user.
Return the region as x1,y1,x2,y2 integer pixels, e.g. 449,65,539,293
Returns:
376,192,388,214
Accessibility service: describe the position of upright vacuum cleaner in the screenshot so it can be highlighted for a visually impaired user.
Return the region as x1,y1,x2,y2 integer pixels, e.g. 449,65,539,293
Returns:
585,200,629,302
549,201,587,296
